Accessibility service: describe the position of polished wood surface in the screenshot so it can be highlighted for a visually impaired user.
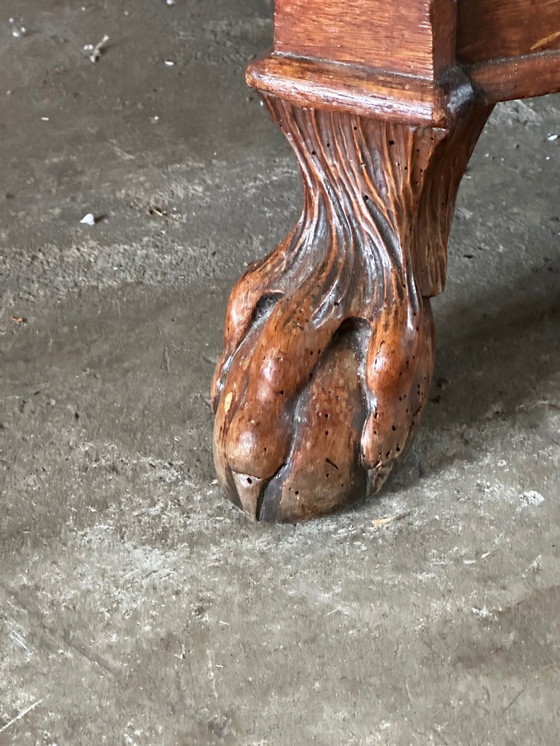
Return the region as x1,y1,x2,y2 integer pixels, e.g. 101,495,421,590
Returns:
457,0,560,62
246,55,471,127
457,0,560,101
212,98,490,522
469,51,560,103
274,0,456,78
213,0,560,522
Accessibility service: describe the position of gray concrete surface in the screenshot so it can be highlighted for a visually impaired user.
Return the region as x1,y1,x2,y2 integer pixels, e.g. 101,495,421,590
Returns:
0,1,559,744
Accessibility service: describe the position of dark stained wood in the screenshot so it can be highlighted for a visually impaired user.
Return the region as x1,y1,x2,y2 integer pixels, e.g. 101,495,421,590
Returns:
274,0,457,78
457,0,560,63
212,97,491,522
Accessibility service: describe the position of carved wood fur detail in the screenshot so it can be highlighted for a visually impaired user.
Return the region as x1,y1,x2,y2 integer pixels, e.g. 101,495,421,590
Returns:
212,96,490,523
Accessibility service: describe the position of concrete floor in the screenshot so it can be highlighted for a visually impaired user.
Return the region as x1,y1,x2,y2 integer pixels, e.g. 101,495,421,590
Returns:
1,1,559,744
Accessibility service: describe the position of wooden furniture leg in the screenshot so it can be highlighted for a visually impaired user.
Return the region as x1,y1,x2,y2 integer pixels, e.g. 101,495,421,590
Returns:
212,0,560,523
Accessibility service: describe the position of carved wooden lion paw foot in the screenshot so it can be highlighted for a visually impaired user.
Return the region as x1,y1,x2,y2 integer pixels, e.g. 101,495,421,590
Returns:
213,292,434,522
212,97,490,522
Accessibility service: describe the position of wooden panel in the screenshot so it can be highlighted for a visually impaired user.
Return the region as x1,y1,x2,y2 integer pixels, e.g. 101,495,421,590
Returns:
274,0,456,79
457,0,560,63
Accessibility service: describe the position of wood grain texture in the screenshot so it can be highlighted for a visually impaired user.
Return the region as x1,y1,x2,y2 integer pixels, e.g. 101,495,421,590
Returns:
247,54,475,127
468,51,560,102
247,51,560,114
212,96,490,523
259,0,560,114
457,0,560,63
274,0,457,78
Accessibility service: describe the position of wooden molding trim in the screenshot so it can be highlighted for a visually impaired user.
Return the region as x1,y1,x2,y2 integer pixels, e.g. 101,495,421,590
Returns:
248,48,560,122
467,50,560,103
247,53,476,128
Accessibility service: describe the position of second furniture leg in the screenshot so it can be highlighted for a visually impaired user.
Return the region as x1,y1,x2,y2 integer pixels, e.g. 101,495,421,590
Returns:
212,95,491,522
